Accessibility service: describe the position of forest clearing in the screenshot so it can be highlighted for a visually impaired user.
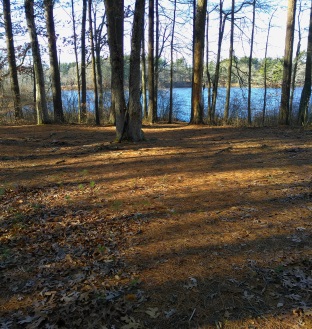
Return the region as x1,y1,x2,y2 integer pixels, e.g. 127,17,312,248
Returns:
0,123,312,329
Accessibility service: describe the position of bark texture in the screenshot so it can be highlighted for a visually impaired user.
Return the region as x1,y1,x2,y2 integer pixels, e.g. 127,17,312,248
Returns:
127,0,145,141
191,0,207,124
279,0,297,125
44,0,64,123
224,0,235,123
80,0,87,123
3,0,22,119
25,0,49,124
298,3,312,125
104,0,127,140
148,0,156,123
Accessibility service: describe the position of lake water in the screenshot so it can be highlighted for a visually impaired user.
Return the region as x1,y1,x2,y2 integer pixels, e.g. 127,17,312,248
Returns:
61,87,307,122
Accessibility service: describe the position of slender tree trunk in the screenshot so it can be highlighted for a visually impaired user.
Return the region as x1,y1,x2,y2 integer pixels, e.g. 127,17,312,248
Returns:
190,0,196,123
154,0,159,120
104,0,127,140
211,0,225,123
127,0,145,141
3,0,23,119
169,0,177,123
224,0,235,123
81,0,87,123
290,2,302,118
95,46,104,120
247,0,256,125
141,36,148,119
94,10,106,120
206,10,212,123
148,0,156,123
71,0,81,123
88,0,100,125
191,0,207,124
298,2,312,125
279,0,297,125
263,10,276,125
44,0,64,123
25,0,49,124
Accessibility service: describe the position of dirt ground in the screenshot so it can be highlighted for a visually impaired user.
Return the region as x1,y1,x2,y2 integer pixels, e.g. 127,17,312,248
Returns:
0,123,312,329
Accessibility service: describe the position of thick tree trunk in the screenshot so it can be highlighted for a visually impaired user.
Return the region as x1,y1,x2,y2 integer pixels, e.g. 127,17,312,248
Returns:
104,0,127,140
44,0,64,123
25,0,49,124
191,0,207,124
3,0,23,120
298,2,312,125
81,0,87,123
127,0,145,141
279,0,297,125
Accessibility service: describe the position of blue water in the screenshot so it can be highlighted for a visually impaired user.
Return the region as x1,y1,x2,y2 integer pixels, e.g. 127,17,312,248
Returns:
61,87,306,122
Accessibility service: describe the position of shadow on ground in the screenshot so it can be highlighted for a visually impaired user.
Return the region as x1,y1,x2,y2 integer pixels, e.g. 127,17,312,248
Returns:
0,124,312,328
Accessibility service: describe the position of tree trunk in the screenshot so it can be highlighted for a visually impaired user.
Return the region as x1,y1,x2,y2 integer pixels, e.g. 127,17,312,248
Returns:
94,9,106,120
44,0,64,123
141,36,148,120
247,0,256,125
206,10,212,123
88,0,100,125
154,0,159,121
25,0,49,124
191,0,207,124
190,0,196,123
263,9,276,125
211,0,225,123
169,0,177,124
127,0,145,141
104,0,127,140
290,2,303,118
279,0,297,125
71,0,81,123
148,0,156,123
95,46,104,121
81,0,87,123
3,0,23,120
298,2,312,125
224,0,235,123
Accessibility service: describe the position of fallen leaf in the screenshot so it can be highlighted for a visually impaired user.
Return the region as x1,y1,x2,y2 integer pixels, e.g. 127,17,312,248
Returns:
120,315,141,329
184,277,198,289
164,309,176,318
145,307,160,319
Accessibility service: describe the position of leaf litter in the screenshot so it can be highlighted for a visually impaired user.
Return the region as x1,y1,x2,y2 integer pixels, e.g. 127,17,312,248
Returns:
0,124,312,328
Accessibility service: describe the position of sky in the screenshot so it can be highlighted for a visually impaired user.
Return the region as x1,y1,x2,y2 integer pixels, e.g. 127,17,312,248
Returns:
56,0,310,64
1,0,311,65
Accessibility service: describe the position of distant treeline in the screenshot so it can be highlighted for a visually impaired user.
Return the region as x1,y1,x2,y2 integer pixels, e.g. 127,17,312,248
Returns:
60,54,306,90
